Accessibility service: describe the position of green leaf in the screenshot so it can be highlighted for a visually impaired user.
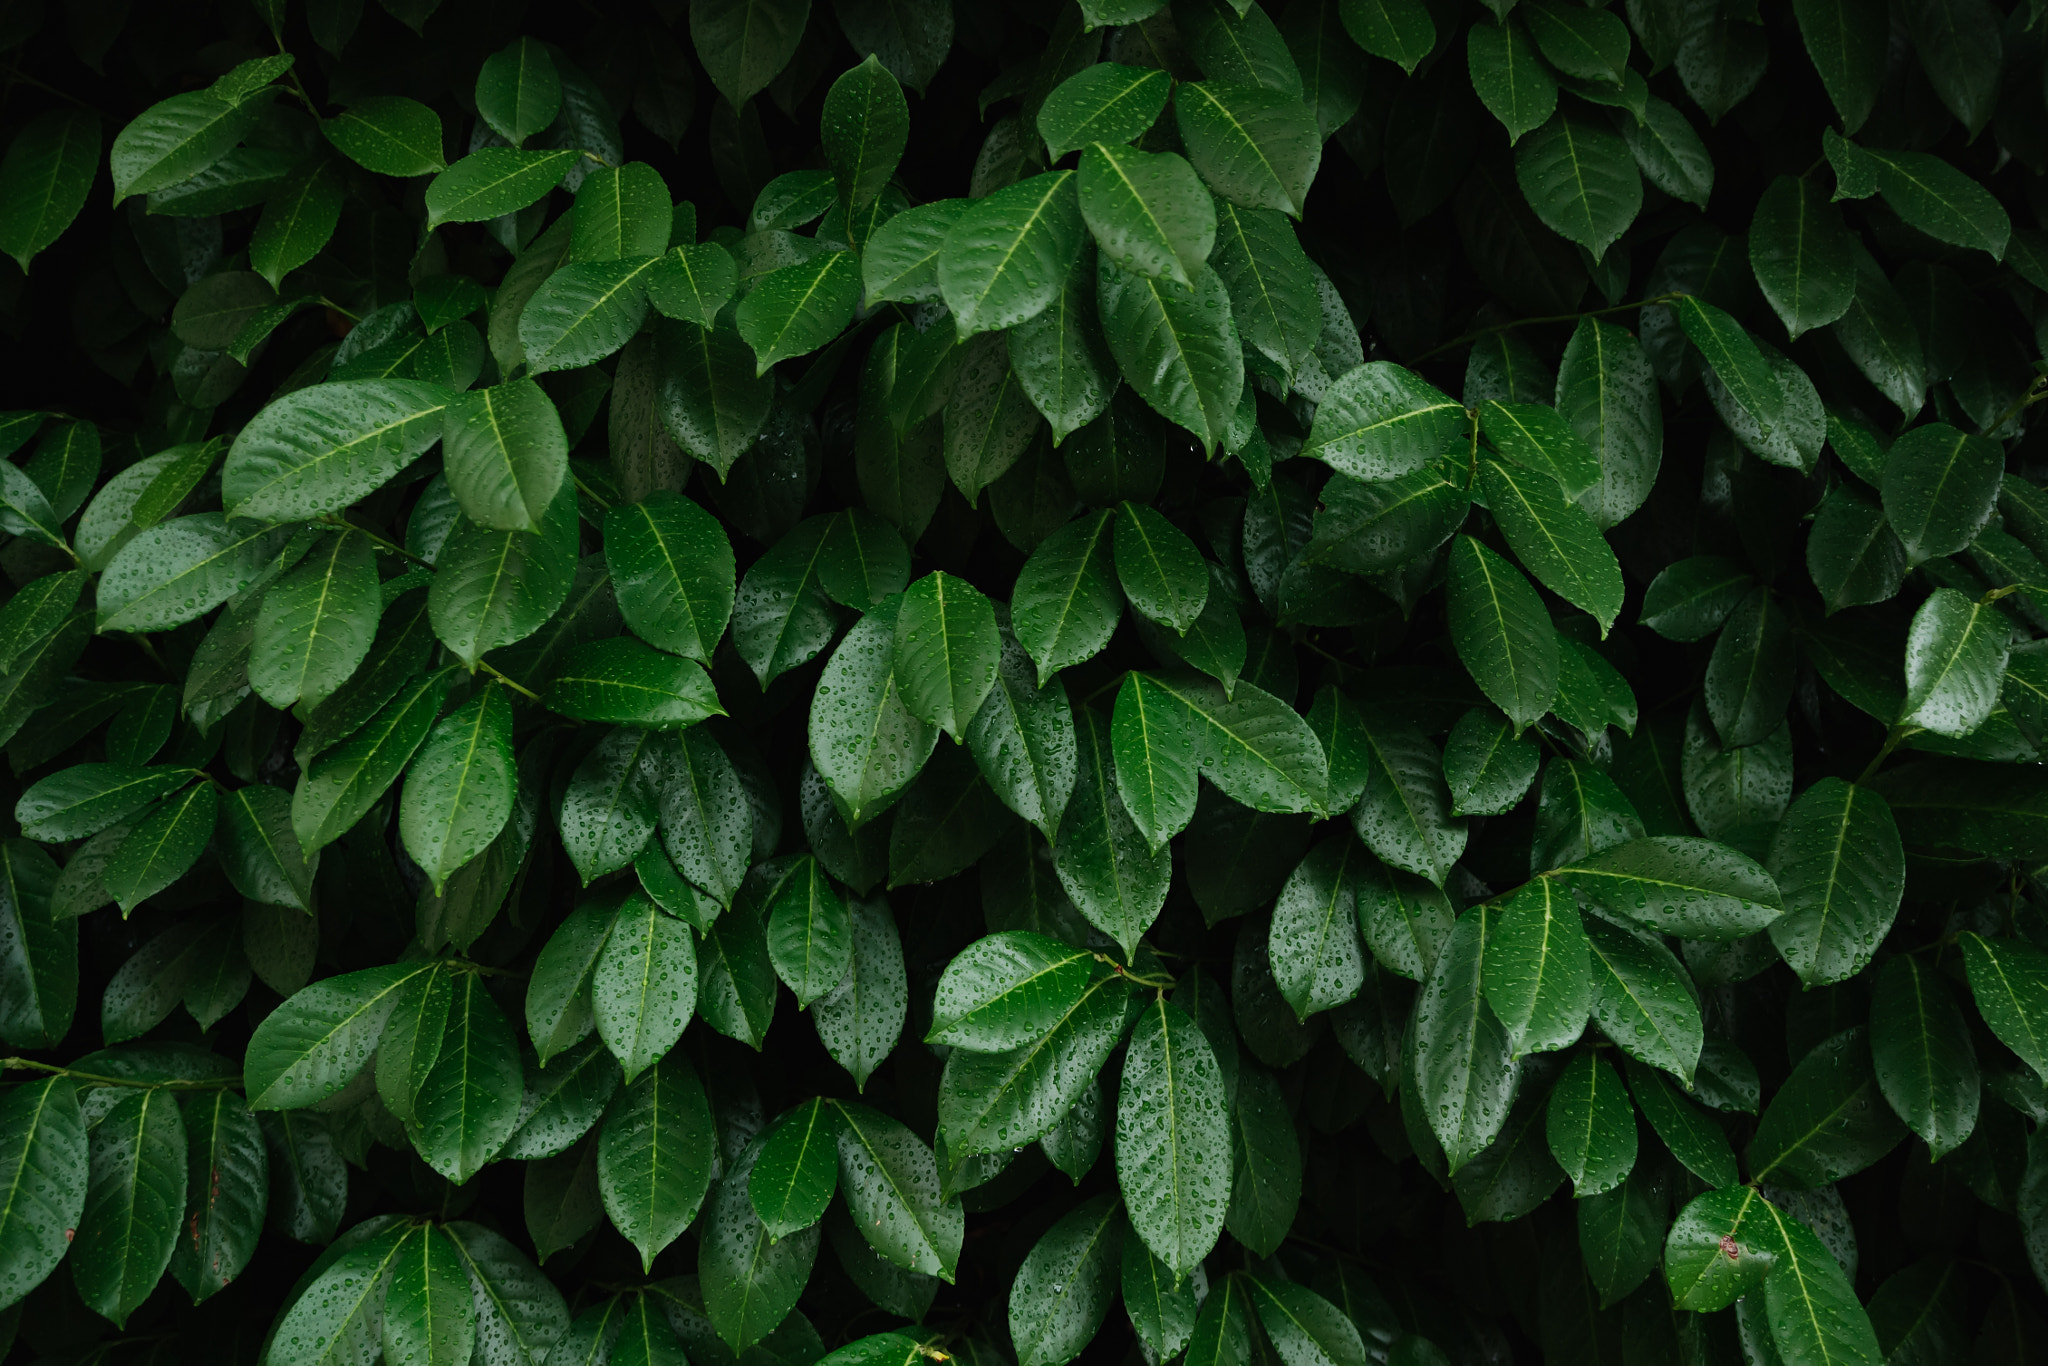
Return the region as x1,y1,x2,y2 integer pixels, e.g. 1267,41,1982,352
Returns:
656,317,776,479
519,257,659,374
1174,81,1320,217
893,571,1001,740
1479,400,1602,502
732,516,843,690
1901,587,2009,737
412,969,522,1183
1857,144,2009,260
0,843,73,1049
1483,878,1592,1058
1347,717,1462,885
1546,1051,1636,1197
165,1090,264,1303
476,37,561,146
1583,916,1702,1084
545,636,725,729
606,492,735,664
1111,672,1198,853
1057,707,1172,955
649,727,750,909
690,0,812,108
1958,933,2048,1086
736,251,861,374
1764,778,1903,986
291,670,450,853
321,95,445,176
1513,107,1640,263
823,56,909,214
399,683,516,894
1444,707,1539,817
1445,536,1560,730
810,605,939,828
503,1036,621,1161
1523,2,1629,83
766,855,852,1007
1208,204,1319,388
250,161,344,289
1009,1193,1125,1366
95,514,285,634
648,244,739,328
1625,1058,1737,1188
1306,359,1463,479
1747,1026,1906,1188
599,1052,716,1271
833,1100,963,1280
380,1224,477,1366
217,784,316,911
0,460,65,552
1794,0,1886,132
70,1087,184,1325
1078,143,1215,287
1749,175,1856,340
1098,255,1244,451
1467,19,1556,144
1868,955,1978,1161
1247,1276,1372,1366
250,530,380,710
1557,836,1781,942
1699,587,1794,749
18,764,195,843
1124,1236,1200,1361
268,1221,408,1363
813,892,908,1089
861,201,968,307
1412,904,1515,1172
1882,423,2003,565
1356,858,1454,982
699,1134,820,1350
1664,1185,1786,1311
1338,0,1435,73
1184,1273,1253,1366
1013,509,1122,684
440,1221,568,1363
1268,834,1367,1020
965,626,1078,842
223,379,452,523
940,171,1085,338
0,109,100,272
103,781,217,915
244,960,436,1108
1113,502,1208,635
424,148,576,227
0,1077,87,1313
1804,481,1907,613
592,889,697,1081
1478,458,1623,634
750,1099,841,1238
1039,64,1171,159
441,379,568,533
1675,297,1781,435
109,90,266,203
937,963,1132,1157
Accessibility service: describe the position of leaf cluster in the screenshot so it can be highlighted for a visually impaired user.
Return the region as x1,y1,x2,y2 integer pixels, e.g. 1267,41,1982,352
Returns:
4,2,2048,1365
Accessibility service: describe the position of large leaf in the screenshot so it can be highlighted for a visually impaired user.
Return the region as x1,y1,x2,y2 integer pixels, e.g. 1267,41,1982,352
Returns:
606,492,736,664
0,1077,87,1313
1174,81,1319,217
598,1052,715,1272
939,171,1085,338
1555,836,1782,942
1097,256,1244,452
223,380,451,523
1868,955,1978,1161
1764,778,1903,986
1445,536,1559,730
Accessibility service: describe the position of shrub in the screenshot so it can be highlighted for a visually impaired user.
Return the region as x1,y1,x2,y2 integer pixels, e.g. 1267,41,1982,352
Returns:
2,0,2047,1363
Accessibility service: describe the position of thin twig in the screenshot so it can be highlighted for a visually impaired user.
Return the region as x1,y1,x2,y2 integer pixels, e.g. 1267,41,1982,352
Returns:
1413,293,1686,364
4,1057,241,1090
479,660,543,703
324,514,432,567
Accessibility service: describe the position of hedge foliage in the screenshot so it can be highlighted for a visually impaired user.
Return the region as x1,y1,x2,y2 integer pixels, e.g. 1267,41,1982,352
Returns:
2,0,2048,1363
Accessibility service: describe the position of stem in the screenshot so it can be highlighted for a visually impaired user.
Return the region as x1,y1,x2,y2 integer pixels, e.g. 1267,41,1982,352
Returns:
478,660,543,703
0,67,103,114
1413,293,1685,364
1855,724,1919,786
4,1057,240,1090
127,632,174,680
324,514,432,567
1980,376,2047,439
319,296,363,324
572,474,612,512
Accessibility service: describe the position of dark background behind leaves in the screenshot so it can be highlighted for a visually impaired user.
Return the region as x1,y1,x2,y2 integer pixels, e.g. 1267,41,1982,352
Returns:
3,1,2048,1365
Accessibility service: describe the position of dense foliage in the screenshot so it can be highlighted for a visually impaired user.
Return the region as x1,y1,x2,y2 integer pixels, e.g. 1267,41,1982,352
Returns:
6,0,2048,1362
